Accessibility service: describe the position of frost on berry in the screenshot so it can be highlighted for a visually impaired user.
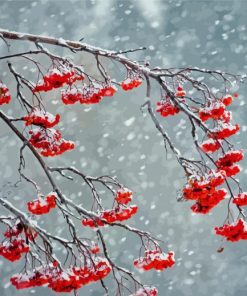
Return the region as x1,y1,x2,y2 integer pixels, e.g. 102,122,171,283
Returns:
27,193,57,215
10,258,112,292
120,71,142,91
215,219,247,242
232,193,247,207
115,188,133,204
156,97,180,118
32,66,84,93
182,171,227,214
200,138,221,153
215,150,243,177
28,127,75,157
24,108,60,128
0,238,29,262
209,122,240,140
61,82,117,105
0,82,11,105
134,250,175,271
82,204,138,227
199,101,225,122
130,286,158,296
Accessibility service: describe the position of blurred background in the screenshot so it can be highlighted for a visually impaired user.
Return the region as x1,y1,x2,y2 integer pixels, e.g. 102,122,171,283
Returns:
0,0,247,295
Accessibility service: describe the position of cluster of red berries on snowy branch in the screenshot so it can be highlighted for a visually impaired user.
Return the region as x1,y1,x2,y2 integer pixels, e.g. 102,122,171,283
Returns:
23,108,60,128
28,128,75,157
27,193,57,215
11,258,112,292
82,188,138,226
134,250,175,271
130,287,158,296
0,82,11,105
0,221,37,262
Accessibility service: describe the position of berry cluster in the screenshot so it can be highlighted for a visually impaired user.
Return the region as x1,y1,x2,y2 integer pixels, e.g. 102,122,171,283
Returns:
24,108,60,128
29,128,75,157
156,99,180,118
215,218,247,242
11,258,111,292
0,238,29,262
183,170,225,200
190,189,227,214
199,101,225,122
4,220,38,242
115,188,133,204
4,223,23,239
82,205,138,227
0,82,11,105
11,269,50,290
61,83,117,105
215,150,243,177
3,222,37,242
33,67,84,93
183,171,227,214
134,250,175,271
197,94,239,141
209,122,240,140
121,77,142,91
27,193,57,215
176,86,186,97
232,193,247,206
99,84,117,97
130,287,158,296
200,138,221,153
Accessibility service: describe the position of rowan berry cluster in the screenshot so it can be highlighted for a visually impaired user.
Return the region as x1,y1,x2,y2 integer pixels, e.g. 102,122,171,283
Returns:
115,188,133,204
27,193,57,215
156,98,180,117
156,86,187,118
200,95,240,140
209,122,240,140
82,204,138,227
33,67,84,93
215,218,247,242
82,188,137,227
29,128,75,157
130,286,158,296
199,101,225,122
10,258,111,292
0,82,11,105
190,189,227,214
215,150,243,177
232,193,247,206
182,171,227,214
200,138,221,153
3,222,37,242
23,108,60,128
49,258,111,292
121,77,142,91
0,238,29,262
134,250,175,271
61,83,117,105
